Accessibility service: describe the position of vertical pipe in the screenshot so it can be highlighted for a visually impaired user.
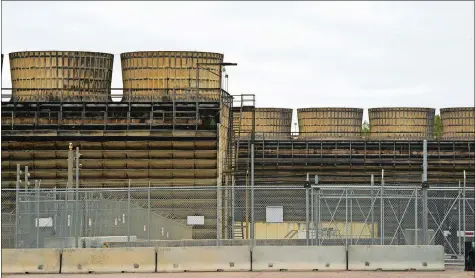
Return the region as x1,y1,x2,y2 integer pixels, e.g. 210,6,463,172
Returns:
371,174,375,245
128,179,131,246
15,164,20,248
36,180,40,248
458,180,462,256
463,170,466,255
422,140,428,182
381,169,384,245
148,182,151,244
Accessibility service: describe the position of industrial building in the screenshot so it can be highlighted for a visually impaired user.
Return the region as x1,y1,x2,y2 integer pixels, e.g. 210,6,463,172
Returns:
1,50,474,243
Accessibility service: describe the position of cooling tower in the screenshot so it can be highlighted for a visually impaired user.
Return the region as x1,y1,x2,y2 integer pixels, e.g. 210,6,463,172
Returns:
440,107,475,140
121,51,224,102
233,108,293,140
297,108,363,140
368,107,435,140
9,51,113,102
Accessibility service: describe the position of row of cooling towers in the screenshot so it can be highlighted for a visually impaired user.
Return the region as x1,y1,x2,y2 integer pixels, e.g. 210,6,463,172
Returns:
235,107,474,140
1,51,474,140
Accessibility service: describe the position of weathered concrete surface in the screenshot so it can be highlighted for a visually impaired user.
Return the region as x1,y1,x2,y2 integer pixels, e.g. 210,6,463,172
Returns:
252,246,346,271
1,248,61,274
157,246,251,272
3,269,471,278
348,245,445,271
61,247,156,273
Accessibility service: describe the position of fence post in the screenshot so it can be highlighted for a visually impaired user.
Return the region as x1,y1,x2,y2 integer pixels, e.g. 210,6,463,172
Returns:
128,179,131,246
148,182,151,244
415,184,418,245
422,182,429,245
380,169,384,245
345,188,348,248
36,180,40,248
15,164,20,248
306,173,310,246
421,139,428,245
314,175,319,246
458,180,462,257
310,181,314,245
463,170,466,256
371,174,375,245
250,143,255,247
315,180,320,246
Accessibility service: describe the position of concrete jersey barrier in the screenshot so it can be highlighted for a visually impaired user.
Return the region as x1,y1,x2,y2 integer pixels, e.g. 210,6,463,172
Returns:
348,245,445,271
252,246,347,271
157,246,251,272
1,248,61,274
61,247,156,273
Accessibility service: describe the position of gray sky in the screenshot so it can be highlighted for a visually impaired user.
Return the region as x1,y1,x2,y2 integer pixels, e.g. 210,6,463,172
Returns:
1,1,474,123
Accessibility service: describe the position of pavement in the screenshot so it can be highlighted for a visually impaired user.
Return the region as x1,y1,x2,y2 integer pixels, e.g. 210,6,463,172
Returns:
4,270,474,278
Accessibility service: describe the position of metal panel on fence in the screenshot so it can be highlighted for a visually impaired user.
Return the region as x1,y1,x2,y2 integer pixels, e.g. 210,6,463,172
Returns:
348,245,445,271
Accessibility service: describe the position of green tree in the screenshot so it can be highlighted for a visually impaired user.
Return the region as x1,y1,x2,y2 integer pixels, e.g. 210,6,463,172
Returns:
434,114,443,139
361,120,371,137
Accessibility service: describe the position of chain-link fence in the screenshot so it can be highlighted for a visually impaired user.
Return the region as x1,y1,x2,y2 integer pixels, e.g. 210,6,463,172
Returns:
1,184,473,257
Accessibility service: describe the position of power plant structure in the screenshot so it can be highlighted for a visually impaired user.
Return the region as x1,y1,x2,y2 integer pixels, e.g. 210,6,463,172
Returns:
368,107,435,140
1,50,474,244
297,108,363,140
233,108,293,140
440,107,475,140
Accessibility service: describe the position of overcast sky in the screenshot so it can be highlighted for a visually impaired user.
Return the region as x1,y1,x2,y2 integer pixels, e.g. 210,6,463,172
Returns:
1,1,474,123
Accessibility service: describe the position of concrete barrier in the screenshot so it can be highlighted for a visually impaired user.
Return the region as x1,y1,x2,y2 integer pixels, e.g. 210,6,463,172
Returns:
348,245,445,271
157,246,251,272
252,246,347,271
1,248,61,274
61,247,156,273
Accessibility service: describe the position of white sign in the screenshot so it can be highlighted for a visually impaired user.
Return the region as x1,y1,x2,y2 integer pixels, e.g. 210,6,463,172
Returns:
266,206,283,223
35,217,53,227
187,216,205,225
